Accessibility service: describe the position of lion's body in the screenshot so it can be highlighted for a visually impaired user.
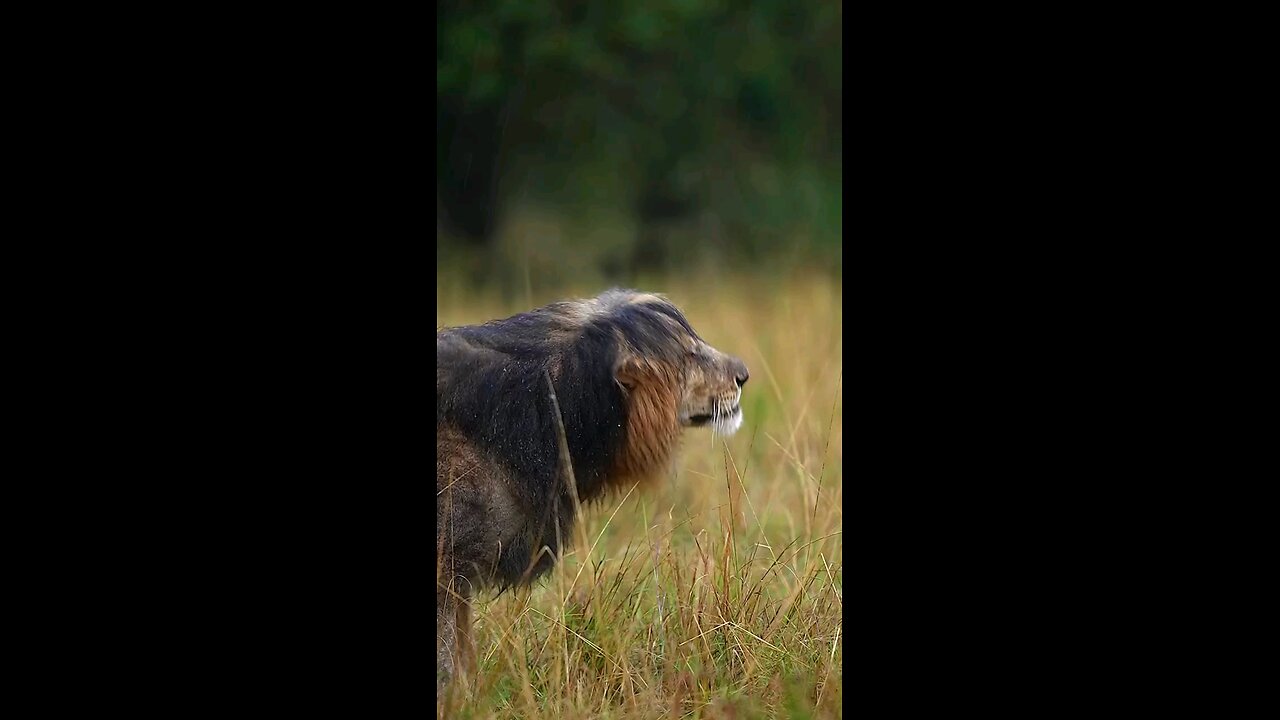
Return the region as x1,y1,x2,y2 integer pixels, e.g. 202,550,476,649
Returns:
436,289,747,688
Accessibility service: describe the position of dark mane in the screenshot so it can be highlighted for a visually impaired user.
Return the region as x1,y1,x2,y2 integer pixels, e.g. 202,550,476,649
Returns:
436,289,695,585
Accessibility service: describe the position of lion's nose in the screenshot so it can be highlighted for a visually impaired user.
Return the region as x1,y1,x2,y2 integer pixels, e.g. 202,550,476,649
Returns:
731,358,749,387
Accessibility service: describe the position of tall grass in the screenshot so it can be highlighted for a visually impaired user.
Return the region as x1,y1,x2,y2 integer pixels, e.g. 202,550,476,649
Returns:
437,271,842,719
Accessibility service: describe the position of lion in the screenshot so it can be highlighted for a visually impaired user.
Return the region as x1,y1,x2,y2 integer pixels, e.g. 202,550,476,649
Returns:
436,289,749,688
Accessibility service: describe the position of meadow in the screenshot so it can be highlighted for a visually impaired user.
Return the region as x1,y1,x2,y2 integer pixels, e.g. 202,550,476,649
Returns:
436,270,843,719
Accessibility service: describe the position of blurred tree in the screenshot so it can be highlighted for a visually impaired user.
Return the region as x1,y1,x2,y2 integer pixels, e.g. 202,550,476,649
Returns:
437,0,841,273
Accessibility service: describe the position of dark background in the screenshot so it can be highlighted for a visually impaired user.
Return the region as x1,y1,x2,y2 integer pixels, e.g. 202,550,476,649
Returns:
437,0,842,290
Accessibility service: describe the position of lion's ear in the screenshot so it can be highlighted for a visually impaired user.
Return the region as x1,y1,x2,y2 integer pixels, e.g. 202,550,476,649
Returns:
615,358,642,390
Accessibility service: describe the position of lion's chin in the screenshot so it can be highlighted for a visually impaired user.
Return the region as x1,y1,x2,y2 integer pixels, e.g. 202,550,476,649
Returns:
712,408,744,436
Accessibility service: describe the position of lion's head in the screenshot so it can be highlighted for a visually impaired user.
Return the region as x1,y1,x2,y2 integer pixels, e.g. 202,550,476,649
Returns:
587,290,748,481
607,292,747,435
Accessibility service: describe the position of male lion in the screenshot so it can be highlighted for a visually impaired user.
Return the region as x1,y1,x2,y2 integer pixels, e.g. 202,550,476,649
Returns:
436,289,749,687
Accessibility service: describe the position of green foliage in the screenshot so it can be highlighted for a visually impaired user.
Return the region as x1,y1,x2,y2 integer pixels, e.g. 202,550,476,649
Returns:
438,0,842,276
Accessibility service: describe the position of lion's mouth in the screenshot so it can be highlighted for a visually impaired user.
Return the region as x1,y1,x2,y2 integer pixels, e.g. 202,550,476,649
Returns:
686,405,741,428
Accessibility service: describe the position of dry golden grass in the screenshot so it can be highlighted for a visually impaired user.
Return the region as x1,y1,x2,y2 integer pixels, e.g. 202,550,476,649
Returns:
437,270,842,719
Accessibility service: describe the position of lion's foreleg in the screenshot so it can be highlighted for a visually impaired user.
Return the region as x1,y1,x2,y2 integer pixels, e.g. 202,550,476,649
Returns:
456,595,475,678
437,580,476,691
437,587,458,689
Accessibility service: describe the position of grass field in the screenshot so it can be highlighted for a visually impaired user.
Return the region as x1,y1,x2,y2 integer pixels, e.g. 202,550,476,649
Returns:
437,270,843,719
